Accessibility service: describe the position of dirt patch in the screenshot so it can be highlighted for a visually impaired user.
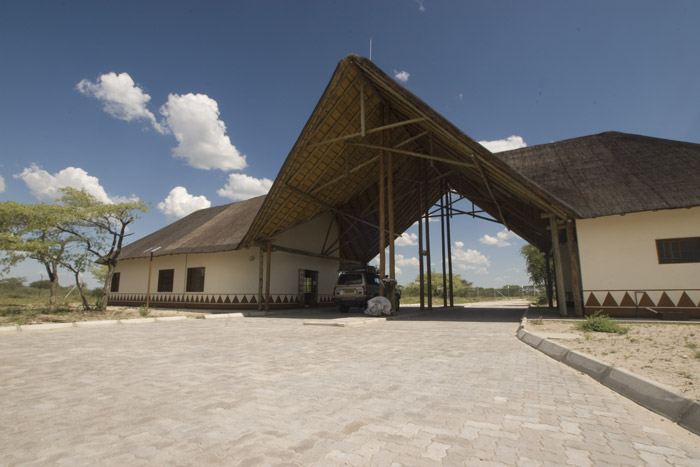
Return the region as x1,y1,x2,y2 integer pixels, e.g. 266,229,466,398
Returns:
0,305,205,326
528,319,700,401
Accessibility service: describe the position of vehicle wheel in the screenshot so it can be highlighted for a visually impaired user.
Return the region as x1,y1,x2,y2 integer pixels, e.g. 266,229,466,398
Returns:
338,305,350,313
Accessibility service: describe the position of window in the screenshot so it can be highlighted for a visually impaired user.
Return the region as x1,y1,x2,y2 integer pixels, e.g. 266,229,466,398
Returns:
110,272,120,292
656,237,700,264
157,269,174,292
186,267,205,292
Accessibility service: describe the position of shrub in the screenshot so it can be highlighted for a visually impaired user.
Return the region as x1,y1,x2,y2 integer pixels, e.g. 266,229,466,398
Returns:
575,311,629,334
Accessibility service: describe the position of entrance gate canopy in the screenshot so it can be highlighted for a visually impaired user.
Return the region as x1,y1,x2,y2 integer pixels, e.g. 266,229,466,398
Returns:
242,55,574,263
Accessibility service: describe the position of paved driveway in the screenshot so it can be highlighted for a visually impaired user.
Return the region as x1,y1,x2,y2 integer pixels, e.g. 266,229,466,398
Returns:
1,307,699,466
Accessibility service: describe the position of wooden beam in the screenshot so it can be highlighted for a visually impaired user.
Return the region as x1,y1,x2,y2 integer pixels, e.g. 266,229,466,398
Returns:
257,247,264,311
265,241,272,312
378,113,386,296
349,142,475,168
418,183,425,310
309,155,378,195
395,130,429,149
309,117,428,148
471,154,509,230
549,216,568,317
566,220,585,318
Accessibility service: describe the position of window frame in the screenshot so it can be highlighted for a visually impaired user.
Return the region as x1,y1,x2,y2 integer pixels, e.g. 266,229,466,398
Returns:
157,269,175,292
656,237,700,264
186,267,205,292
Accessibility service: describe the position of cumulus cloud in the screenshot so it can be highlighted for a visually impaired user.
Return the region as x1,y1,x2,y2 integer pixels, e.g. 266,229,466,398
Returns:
394,70,410,82
76,72,167,134
454,241,464,248
396,254,419,268
478,135,527,153
157,186,211,219
0,174,5,193
416,0,425,12
451,246,490,274
217,173,273,201
479,229,520,247
160,93,247,171
14,164,113,203
395,232,418,247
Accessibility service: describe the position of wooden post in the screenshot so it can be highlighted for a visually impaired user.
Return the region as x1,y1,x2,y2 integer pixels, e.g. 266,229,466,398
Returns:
446,190,454,307
440,186,447,307
145,252,154,309
418,184,425,310
549,216,568,317
424,169,433,310
265,241,272,311
545,251,554,308
378,109,386,296
566,220,585,318
257,247,264,311
386,106,396,311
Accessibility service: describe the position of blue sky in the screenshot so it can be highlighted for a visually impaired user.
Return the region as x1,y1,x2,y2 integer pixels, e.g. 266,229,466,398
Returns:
1,0,699,288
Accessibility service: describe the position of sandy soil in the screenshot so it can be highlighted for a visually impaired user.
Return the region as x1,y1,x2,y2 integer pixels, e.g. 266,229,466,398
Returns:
0,305,204,326
528,320,700,401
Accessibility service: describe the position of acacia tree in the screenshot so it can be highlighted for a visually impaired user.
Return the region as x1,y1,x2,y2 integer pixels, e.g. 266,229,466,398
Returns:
0,202,70,310
519,244,547,286
58,188,147,311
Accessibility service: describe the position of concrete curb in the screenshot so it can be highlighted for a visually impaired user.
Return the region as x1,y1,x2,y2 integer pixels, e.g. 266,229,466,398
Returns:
303,317,386,327
204,313,244,319
516,322,700,436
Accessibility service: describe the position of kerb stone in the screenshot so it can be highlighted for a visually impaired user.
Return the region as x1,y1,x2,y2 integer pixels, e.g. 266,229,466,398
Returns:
536,339,569,361
562,350,611,381
678,401,700,437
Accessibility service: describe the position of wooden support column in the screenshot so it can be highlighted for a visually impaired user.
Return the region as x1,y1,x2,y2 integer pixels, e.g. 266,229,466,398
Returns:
446,190,454,307
264,241,272,311
378,115,386,296
386,106,396,311
424,162,433,310
440,186,447,307
545,251,554,308
257,247,264,311
418,184,425,310
566,220,585,318
549,216,568,317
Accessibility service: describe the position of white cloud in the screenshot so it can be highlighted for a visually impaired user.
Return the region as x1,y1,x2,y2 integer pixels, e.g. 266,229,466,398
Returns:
160,93,247,171
478,135,527,153
217,173,273,201
454,241,464,248
157,186,211,219
415,0,425,12
451,246,490,274
76,72,167,134
14,164,113,203
396,254,419,268
0,174,5,193
457,93,463,100
479,229,520,247
394,70,410,82
395,232,418,247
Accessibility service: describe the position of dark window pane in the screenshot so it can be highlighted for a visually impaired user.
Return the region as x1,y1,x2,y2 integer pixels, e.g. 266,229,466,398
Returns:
186,267,205,292
157,269,174,292
657,238,700,264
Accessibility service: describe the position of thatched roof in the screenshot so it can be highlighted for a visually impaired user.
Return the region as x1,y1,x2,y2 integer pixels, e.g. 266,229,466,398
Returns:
240,54,572,257
118,195,266,260
497,131,700,219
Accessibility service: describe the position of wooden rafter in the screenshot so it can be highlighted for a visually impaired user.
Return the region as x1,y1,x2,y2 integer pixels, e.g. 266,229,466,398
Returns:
348,142,475,168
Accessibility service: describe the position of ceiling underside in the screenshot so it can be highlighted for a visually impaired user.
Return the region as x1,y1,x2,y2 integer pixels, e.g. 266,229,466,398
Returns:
243,55,574,263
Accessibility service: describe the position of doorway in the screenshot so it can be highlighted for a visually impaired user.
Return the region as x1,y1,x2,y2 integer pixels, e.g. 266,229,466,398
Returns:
298,269,318,307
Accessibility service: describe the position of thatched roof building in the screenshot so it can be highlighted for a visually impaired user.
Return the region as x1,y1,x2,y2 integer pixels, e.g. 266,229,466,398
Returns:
497,131,700,219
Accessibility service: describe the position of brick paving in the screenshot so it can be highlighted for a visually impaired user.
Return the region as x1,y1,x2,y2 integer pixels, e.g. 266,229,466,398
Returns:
1,307,699,466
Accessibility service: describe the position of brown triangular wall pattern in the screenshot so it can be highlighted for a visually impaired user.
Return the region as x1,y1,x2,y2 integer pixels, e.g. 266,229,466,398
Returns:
620,292,636,307
602,293,618,307
250,296,257,304
638,293,655,307
677,292,695,308
585,293,601,307
657,292,675,307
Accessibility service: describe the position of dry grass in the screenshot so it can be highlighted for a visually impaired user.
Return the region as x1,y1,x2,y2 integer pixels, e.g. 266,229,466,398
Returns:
529,320,700,401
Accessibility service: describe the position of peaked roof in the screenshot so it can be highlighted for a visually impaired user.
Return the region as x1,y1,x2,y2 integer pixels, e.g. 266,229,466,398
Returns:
241,55,572,258
118,195,266,260
497,131,700,219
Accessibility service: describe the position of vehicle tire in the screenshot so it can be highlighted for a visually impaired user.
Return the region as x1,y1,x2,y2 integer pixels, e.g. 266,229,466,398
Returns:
338,304,350,313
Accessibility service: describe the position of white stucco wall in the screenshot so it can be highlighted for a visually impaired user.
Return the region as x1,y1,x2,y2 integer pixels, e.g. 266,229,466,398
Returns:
112,211,340,299
577,206,700,291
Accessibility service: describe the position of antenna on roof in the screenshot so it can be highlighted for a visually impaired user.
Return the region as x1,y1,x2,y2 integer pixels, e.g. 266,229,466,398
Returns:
369,37,372,61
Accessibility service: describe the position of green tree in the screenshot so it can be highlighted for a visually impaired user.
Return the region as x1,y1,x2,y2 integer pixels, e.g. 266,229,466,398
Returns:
58,188,147,311
519,244,547,286
402,272,473,298
0,201,71,310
